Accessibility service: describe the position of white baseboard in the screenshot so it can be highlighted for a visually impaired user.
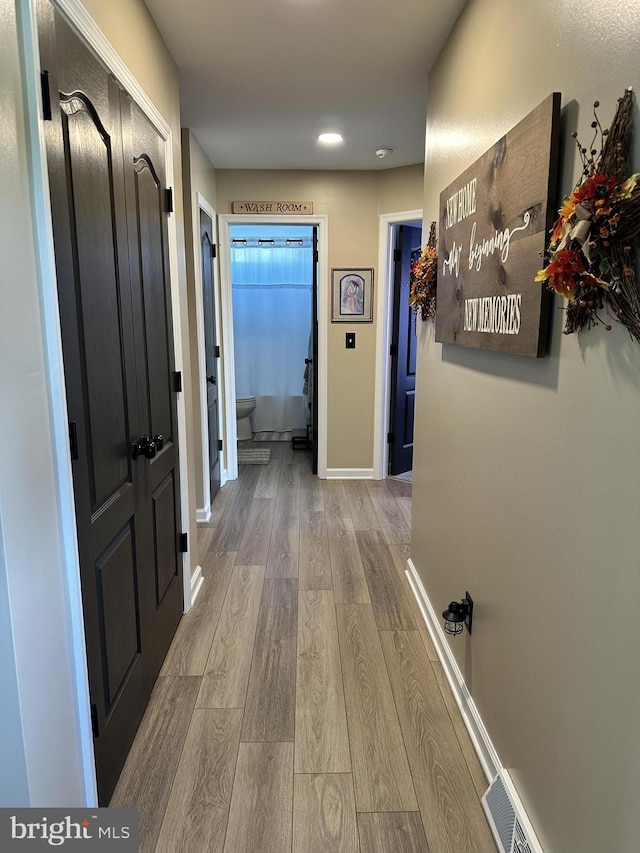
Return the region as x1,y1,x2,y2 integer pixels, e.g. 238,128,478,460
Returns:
325,468,374,479
405,558,501,784
189,565,204,611
196,505,211,523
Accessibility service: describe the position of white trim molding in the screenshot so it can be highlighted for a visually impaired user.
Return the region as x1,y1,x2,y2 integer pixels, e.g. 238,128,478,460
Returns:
53,0,170,139
405,558,501,784
218,213,329,480
325,468,374,480
196,505,211,524
189,564,204,608
373,210,423,480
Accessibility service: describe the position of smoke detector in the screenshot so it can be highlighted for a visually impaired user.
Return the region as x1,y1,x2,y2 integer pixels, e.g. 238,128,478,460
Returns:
375,147,393,159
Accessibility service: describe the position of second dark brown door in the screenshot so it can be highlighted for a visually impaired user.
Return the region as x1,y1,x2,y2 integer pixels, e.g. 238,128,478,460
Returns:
200,208,221,502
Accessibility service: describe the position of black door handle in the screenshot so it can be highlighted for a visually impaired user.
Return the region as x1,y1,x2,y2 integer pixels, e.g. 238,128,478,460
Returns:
131,435,157,460
207,375,216,385
153,434,164,451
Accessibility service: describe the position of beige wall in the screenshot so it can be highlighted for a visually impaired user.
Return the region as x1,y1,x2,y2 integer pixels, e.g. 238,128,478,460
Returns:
183,129,218,212
81,0,199,580
415,1,640,851
378,164,424,215
216,166,423,470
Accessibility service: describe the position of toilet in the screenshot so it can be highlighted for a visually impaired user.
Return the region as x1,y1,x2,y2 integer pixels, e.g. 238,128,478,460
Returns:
236,396,256,440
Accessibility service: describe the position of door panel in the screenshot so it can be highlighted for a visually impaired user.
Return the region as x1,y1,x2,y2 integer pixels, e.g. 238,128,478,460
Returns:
200,208,221,501
96,524,141,711
403,391,416,446
40,4,182,803
389,224,421,475
152,473,179,606
131,154,173,440
60,94,132,511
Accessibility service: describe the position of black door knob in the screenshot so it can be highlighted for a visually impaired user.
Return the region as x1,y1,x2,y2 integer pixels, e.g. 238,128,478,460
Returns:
131,435,157,460
207,375,216,385
153,434,164,451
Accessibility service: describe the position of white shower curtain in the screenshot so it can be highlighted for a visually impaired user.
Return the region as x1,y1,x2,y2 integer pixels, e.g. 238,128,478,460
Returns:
231,230,312,433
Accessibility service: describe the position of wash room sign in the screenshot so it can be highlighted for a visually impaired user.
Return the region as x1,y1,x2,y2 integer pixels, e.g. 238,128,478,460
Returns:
232,200,313,214
435,93,561,357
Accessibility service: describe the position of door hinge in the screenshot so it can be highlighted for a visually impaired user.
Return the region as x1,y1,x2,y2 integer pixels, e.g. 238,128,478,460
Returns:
165,187,174,213
313,249,319,264
179,532,188,553
90,703,99,738
217,439,223,451
69,421,79,460
387,432,394,444
214,345,220,358
40,70,52,121
211,243,217,259
173,370,182,392
393,248,402,262
389,343,398,356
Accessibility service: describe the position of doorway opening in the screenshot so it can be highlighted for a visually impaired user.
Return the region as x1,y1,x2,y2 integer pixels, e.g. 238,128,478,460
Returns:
373,210,423,480
218,214,328,480
230,224,314,453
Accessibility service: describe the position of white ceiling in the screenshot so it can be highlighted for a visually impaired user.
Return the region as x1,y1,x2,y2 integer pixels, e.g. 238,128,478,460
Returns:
143,0,467,171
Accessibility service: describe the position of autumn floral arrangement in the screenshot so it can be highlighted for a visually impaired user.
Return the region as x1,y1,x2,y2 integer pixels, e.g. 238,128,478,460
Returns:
409,221,438,320
536,88,640,341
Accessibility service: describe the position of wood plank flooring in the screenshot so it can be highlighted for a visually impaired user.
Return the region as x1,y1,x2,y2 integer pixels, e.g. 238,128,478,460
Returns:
111,442,495,852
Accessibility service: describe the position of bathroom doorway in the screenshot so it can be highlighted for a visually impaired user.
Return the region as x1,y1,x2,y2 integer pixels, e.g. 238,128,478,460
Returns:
229,224,318,469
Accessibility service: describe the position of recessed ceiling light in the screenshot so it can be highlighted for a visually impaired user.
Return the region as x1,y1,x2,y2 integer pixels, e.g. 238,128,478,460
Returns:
318,133,343,145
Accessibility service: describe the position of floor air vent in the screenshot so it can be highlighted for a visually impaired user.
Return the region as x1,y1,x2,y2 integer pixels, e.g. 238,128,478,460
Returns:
482,770,543,853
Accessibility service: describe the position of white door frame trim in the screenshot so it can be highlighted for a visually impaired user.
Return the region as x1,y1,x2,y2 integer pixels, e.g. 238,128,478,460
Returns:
373,209,423,479
218,213,329,480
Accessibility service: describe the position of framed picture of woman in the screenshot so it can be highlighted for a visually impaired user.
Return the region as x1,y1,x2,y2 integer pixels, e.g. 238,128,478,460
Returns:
331,268,374,322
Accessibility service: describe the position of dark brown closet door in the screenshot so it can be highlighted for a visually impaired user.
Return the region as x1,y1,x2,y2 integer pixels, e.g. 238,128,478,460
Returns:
39,3,182,803
123,97,183,679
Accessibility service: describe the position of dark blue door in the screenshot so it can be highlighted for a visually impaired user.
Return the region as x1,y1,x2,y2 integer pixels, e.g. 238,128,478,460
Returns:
389,224,421,475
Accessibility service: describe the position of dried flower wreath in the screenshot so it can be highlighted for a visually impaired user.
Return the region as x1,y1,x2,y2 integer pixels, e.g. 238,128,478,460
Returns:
536,88,640,341
409,221,438,320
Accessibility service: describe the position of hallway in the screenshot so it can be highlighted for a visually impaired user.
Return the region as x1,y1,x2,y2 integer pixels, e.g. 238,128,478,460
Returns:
110,443,495,852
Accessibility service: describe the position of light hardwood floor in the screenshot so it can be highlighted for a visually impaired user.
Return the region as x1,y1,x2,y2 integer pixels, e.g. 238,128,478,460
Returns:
111,442,496,852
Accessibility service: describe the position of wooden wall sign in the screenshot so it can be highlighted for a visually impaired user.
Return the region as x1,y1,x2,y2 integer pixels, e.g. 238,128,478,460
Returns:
232,200,313,215
435,93,561,357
